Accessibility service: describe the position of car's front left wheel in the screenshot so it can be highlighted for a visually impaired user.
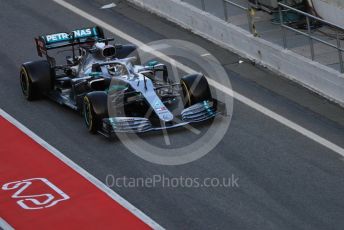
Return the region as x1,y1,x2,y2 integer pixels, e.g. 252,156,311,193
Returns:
83,92,108,134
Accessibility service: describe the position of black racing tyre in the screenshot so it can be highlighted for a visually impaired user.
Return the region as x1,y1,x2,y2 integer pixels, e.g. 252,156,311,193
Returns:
180,74,212,107
20,60,52,101
83,91,108,134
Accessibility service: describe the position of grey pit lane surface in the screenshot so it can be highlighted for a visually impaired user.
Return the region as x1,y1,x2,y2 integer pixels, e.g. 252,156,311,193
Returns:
1,0,344,229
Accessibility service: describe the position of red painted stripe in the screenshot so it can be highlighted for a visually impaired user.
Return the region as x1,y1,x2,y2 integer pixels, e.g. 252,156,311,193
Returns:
0,116,151,229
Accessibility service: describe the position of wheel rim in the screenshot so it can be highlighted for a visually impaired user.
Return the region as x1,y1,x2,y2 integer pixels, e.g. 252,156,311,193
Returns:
181,80,191,107
20,69,29,98
83,97,92,129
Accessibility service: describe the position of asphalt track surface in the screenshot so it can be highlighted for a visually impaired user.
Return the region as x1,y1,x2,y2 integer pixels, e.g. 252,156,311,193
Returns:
1,0,344,229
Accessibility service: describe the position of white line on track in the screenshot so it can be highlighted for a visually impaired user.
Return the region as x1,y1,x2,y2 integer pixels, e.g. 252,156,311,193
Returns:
52,0,344,157
0,217,14,230
100,3,116,9
0,109,164,230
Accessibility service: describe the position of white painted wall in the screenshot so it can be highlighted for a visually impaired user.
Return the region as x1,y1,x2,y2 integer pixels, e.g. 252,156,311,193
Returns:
127,0,344,106
311,0,344,27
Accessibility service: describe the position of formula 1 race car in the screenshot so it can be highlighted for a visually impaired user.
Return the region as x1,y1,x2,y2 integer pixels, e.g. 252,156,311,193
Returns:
20,26,220,137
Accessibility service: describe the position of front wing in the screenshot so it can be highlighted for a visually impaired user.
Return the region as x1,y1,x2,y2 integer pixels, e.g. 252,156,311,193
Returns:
98,100,223,138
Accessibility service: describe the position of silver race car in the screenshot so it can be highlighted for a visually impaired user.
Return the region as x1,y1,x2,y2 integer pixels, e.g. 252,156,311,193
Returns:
20,26,221,137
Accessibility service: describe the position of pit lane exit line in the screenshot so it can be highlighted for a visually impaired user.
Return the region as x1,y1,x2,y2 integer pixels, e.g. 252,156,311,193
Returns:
0,109,163,230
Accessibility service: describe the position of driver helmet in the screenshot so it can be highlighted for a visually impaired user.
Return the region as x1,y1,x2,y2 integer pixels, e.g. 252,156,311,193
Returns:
107,64,124,77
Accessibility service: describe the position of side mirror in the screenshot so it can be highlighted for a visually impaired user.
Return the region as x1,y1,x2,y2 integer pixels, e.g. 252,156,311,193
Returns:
153,64,168,82
88,78,107,91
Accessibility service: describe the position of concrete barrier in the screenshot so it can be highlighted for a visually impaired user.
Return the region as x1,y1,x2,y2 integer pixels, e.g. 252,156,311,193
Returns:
127,0,344,106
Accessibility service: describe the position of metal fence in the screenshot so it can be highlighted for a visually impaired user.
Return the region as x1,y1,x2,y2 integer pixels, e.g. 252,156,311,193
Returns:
180,0,344,73
181,0,255,33
223,0,255,34
278,3,344,73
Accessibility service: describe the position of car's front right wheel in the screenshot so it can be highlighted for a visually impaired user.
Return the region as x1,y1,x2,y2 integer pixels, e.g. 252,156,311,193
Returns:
180,74,212,107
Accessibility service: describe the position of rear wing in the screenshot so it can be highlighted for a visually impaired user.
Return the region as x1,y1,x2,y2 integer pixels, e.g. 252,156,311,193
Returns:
35,26,104,57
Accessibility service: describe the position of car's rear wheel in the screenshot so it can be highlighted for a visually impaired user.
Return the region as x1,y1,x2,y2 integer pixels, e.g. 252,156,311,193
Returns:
20,60,52,101
20,67,33,100
180,74,212,107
